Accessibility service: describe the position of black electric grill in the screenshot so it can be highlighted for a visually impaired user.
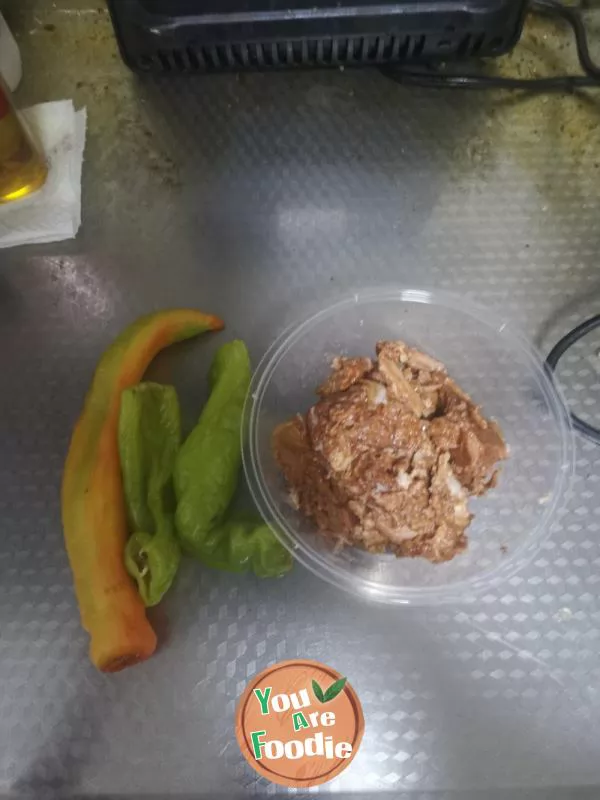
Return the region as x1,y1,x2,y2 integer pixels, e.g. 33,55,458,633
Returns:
107,0,528,74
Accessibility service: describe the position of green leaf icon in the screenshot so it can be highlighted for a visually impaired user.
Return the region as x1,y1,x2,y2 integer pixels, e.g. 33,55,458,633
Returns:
312,676,348,704
323,677,347,702
312,679,325,703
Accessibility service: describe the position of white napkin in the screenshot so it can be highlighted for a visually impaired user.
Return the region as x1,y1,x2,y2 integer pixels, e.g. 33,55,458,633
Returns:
0,99,87,249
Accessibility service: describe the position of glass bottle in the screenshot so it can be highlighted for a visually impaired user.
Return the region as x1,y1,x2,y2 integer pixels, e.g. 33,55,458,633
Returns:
0,79,47,203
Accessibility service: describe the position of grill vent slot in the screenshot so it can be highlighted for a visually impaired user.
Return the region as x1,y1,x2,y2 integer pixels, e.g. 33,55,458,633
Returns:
138,31,509,72
140,35,427,71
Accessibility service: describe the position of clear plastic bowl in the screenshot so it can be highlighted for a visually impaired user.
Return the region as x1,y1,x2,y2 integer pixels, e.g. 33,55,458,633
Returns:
243,289,574,605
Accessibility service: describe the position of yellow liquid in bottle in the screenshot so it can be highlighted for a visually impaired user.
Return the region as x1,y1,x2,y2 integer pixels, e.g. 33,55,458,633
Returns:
0,81,48,204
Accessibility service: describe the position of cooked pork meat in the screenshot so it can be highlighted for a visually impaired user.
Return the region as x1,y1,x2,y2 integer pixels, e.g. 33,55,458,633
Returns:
272,340,507,563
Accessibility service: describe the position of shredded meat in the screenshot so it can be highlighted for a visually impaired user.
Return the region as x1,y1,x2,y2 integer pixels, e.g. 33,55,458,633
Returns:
317,357,373,396
272,340,507,563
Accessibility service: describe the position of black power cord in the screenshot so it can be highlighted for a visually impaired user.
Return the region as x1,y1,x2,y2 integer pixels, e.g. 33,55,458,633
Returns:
382,0,600,91
545,315,600,444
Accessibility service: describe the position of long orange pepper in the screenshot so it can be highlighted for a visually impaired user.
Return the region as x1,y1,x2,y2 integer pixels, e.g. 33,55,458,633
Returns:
62,309,224,672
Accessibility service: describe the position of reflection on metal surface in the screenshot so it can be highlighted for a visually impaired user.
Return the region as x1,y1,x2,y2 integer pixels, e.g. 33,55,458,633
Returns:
277,206,347,237
42,256,114,322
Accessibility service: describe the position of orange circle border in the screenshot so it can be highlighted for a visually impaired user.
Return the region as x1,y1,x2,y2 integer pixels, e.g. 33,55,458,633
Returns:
235,658,365,788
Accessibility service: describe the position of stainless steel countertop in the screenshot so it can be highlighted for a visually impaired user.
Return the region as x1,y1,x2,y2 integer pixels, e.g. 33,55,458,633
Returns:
2,2,600,798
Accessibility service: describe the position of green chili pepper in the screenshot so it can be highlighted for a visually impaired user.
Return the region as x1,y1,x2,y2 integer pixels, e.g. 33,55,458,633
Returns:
198,512,293,577
174,340,250,544
119,383,182,607
174,340,292,577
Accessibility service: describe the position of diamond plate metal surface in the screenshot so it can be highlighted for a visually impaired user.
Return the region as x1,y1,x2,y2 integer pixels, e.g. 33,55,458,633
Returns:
2,1,600,798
